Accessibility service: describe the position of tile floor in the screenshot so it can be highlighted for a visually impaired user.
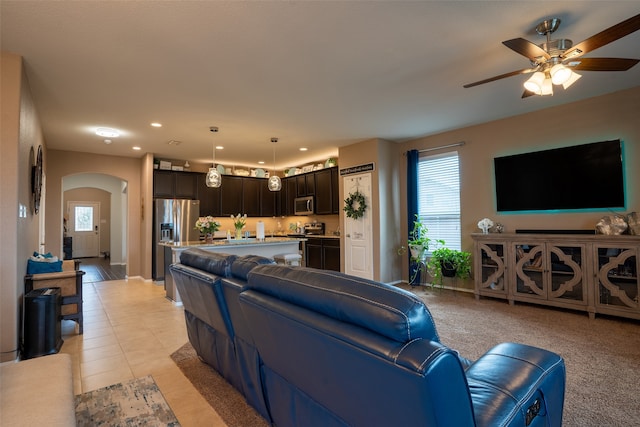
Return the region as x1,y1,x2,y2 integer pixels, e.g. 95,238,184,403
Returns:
60,277,227,426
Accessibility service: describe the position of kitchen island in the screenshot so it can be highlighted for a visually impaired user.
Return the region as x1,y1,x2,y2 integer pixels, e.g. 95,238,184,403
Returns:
159,237,305,303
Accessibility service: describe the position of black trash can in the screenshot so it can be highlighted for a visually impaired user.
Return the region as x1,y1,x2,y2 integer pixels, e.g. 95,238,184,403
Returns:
23,287,63,359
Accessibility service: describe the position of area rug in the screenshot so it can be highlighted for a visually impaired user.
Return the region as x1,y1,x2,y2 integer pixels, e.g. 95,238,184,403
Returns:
75,375,180,426
170,343,269,427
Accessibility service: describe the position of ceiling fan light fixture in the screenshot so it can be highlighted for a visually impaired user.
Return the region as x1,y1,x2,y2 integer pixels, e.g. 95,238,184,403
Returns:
562,71,582,89
550,64,572,85
523,72,546,94
541,77,554,95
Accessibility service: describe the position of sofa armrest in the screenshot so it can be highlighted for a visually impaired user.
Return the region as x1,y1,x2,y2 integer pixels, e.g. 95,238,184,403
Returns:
0,353,76,426
466,342,565,427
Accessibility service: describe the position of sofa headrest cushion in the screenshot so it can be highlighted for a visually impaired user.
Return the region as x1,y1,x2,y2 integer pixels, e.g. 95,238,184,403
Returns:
179,248,236,277
247,265,439,343
231,255,275,280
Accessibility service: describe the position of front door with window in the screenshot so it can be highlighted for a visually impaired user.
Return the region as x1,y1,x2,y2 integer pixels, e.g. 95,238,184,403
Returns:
68,201,100,258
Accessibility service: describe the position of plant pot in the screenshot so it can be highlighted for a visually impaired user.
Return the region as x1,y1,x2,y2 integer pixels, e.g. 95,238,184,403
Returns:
409,245,426,261
441,261,457,278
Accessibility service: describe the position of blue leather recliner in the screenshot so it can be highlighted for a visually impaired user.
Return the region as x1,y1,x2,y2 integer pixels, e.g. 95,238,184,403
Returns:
171,249,566,427
239,265,566,427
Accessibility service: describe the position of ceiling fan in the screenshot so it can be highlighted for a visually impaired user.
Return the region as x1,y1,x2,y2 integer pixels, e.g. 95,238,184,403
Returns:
463,13,640,98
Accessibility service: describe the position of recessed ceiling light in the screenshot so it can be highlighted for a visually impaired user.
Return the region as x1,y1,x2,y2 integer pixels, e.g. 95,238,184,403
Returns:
299,147,308,151
132,146,141,150
95,127,120,138
103,139,112,145
167,140,182,145
215,146,224,150
258,161,265,164
150,122,162,128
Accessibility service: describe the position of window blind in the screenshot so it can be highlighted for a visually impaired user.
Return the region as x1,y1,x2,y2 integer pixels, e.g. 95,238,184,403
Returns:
417,151,461,252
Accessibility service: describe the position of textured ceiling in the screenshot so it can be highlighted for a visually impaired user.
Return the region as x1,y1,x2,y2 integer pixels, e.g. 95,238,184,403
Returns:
2,1,639,170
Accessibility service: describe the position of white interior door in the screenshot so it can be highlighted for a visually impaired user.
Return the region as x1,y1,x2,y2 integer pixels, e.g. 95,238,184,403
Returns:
344,173,373,279
68,201,100,258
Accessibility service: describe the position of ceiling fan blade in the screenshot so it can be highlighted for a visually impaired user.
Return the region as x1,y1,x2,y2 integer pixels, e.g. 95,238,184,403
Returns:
463,68,536,88
521,90,536,99
565,57,639,71
563,13,640,59
502,38,550,61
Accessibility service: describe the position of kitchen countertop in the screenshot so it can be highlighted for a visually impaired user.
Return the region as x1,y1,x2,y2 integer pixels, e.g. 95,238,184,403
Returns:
159,236,306,249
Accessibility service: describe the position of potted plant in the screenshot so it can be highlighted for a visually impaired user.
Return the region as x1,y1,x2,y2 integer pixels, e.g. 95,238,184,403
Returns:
407,214,443,261
427,246,472,283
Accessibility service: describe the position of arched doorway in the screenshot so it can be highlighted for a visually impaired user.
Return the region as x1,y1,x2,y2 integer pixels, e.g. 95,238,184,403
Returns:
62,173,128,279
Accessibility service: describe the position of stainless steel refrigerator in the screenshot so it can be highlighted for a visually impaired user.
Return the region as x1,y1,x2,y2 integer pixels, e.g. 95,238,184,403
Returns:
152,199,200,281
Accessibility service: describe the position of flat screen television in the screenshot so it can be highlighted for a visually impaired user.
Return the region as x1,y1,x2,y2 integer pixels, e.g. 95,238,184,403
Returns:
494,139,625,212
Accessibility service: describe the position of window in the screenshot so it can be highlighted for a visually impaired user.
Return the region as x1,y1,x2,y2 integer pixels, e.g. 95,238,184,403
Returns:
74,206,94,232
417,151,461,252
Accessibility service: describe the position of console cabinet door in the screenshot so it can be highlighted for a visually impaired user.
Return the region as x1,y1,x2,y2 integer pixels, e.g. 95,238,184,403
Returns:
474,240,508,298
547,244,586,306
594,244,639,317
512,241,586,307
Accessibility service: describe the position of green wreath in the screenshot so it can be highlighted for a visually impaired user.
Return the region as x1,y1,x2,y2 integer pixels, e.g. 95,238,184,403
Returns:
343,191,367,219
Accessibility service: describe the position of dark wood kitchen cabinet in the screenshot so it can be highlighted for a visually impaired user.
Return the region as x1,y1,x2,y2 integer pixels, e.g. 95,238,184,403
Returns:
242,178,261,217
220,175,244,216
260,183,278,217
314,168,339,215
296,173,315,197
305,237,341,271
153,170,198,199
196,173,221,216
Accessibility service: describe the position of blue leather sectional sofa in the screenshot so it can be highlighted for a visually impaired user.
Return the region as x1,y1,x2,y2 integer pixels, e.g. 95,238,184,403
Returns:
170,248,566,427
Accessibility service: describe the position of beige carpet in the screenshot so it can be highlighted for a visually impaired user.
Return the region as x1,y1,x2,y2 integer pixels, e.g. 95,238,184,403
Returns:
170,344,268,427
75,375,180,426
171,285,640,427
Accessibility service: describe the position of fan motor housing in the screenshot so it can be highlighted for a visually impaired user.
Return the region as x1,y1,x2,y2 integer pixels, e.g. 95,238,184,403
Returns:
540,39,573,56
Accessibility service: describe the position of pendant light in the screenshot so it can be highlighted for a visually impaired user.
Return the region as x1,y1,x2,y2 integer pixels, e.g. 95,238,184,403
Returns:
206,126,222,188
268,137,282,192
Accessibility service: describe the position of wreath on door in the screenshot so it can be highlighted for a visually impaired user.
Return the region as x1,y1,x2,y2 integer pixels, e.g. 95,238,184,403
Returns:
344,191,367,219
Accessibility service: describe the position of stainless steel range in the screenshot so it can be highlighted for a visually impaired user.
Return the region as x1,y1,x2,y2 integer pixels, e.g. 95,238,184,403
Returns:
304,222,325,236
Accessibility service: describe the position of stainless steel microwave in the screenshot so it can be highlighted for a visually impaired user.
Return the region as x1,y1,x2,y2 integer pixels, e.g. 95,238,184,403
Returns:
294,196,314,215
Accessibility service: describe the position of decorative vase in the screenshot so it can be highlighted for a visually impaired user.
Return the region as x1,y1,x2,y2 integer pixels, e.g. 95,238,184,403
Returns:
205,233,214,243
235,228,243,239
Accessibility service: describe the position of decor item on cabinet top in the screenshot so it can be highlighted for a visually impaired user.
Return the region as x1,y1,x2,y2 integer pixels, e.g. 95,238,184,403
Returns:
627,212,639,235
477,218,494,234
325,157,337,168
595,214,628,235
